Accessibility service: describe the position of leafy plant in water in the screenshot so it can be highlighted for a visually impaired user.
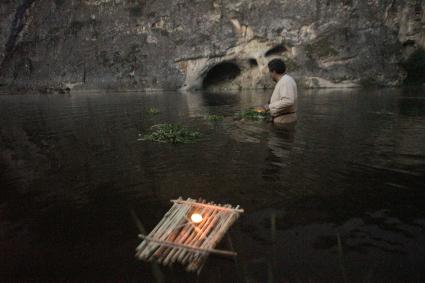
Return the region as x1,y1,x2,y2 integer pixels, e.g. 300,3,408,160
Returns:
206,114,224,122
143,124,201,144
237,108,272,121
147,107,160,115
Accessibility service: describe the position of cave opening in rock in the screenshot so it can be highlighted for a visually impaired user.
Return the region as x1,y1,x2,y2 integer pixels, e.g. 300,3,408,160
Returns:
265,44,287,57
402,40,416,47
202,61,241,89
249,58,258,67
403,48,425,85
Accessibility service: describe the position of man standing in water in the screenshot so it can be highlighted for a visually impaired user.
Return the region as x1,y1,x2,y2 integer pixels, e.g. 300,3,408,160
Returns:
257,58,298,124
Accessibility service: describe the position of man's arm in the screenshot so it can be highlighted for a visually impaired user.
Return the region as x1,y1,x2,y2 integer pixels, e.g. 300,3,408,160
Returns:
268,83,295,117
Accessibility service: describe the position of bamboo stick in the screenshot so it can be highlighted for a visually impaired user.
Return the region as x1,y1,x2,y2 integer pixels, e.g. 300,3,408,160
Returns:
160,203,203,265
163,205,210,265
136,197,185,255
189,214,238,271
186,211,229,271
136,202,179,255
191,205,239,274
155,226,182,264
179,206,222,265
148,203,191,262
190,209,221,250
155,199,205,265
171,199,244,213
141,201,191,260
156,198,201,263
136,198,243,272
138,235,237,257
188,205,239,271
180,205,217,254
172,200,212,262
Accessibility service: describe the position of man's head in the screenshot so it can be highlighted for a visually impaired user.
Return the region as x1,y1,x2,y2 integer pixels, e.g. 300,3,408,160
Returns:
268,59,286,82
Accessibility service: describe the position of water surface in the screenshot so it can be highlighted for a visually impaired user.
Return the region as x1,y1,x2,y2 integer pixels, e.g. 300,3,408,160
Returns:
0,88,424,282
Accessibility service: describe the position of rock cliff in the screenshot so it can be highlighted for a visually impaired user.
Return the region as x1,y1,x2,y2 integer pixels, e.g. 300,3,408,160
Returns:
0,0,424,91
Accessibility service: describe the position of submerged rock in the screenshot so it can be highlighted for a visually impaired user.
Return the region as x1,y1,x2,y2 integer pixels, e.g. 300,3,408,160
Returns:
0,0,424,90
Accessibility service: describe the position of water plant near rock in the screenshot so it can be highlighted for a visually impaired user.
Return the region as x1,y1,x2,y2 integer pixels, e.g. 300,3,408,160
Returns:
237,108,272,122
143,124,201,144
147,107,160,115
206,114,224,122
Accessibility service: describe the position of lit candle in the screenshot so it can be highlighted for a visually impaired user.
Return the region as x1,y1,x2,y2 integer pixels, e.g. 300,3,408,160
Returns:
191,213,203,223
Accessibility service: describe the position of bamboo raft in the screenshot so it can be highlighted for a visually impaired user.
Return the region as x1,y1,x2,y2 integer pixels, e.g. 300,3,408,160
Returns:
135,197,244,272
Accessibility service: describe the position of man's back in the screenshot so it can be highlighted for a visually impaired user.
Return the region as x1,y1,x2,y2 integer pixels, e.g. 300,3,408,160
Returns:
269,74,298,118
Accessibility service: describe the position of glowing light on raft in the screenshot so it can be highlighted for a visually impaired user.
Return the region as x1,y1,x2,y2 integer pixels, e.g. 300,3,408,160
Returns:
190,213,203,223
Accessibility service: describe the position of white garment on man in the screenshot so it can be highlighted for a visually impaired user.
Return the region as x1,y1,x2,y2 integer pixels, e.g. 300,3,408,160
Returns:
268,74,298,124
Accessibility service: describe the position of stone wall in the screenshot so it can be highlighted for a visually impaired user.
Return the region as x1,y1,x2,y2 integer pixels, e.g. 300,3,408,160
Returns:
0,0,424,91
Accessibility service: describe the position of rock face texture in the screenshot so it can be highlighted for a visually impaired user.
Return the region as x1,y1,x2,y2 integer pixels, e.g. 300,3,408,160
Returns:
0,0,424,91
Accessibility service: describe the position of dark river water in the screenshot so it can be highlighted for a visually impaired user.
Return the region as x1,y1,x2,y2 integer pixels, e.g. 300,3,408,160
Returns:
0,88,424,283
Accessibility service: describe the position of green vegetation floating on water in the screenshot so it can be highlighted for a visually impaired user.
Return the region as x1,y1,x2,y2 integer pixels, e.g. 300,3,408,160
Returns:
147,107,160,115
143,124,201,143
237,108,272,121
206,114,224,121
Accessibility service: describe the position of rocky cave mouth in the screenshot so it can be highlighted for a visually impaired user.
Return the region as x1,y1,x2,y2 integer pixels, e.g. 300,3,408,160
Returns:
202,61,241,89
265,44,287,57
249,58,258,67
403,48,425,85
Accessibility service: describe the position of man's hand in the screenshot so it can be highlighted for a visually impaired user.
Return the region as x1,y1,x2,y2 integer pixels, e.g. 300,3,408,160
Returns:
255,105,269,113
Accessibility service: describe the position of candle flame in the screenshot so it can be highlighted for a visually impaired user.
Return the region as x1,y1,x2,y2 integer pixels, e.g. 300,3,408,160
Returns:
191,213,203,223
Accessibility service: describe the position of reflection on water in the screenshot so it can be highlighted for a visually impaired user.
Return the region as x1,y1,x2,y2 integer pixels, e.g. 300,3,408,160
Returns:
0,88,425,282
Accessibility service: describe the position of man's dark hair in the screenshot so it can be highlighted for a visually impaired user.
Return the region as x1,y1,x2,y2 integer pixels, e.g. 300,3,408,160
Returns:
268,59,286,74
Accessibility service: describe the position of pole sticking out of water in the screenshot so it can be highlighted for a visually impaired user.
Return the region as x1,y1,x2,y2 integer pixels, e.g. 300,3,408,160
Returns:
131,209,165,283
